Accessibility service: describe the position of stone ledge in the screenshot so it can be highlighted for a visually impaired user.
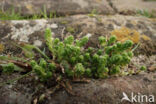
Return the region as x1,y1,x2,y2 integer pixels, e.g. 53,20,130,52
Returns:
0,72,155,104
111,0,156,15
51,72,156,104
0,0,114,16
0,15,155,55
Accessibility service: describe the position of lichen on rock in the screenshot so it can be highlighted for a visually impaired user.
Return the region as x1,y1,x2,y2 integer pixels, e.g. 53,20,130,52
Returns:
111,27,151,43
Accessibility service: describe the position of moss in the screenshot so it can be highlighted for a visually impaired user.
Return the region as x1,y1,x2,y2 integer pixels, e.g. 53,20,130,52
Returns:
61,21,68,24
66,27,75,33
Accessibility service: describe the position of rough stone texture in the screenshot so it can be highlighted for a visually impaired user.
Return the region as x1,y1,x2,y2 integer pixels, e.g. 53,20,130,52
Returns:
0,0,114,15
0,11,156,104
0,15,155,55
0,72,156,104
111,0,156,14
0,73,33,104
50,72,156,104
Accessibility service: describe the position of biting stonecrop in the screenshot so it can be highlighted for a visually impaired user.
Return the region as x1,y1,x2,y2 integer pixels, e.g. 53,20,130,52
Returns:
1,28,135,81
2,62,23,74
2,63,15,74
30,59,56,82
28,28,134,81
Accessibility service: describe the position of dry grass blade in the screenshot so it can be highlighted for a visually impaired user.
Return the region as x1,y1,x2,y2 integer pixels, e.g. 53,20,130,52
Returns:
72,78,91,83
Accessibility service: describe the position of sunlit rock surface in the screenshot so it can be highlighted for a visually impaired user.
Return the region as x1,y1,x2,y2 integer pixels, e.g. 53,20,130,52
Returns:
0,15,155,55
0,72,155,104
111,0,156,14
0,0,114,15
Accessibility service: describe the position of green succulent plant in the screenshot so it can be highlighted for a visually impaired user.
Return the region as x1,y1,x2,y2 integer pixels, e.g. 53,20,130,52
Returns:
140,66,147,71
2,63,15,74
1,28,137,82
1,63,23,74
30,59,55,82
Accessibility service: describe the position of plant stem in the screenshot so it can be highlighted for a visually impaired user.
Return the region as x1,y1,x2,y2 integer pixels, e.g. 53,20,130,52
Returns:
132,43,140,52
0,70,33,87
34,47,49,60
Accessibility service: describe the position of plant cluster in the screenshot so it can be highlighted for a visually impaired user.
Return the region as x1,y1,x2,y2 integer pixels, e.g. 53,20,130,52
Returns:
2,63,15,74
24,28,134,81
30,59,56,81
1,62,22,74
0,6,57,20
136,10,155,18
140,66,147,71
1,28,137,82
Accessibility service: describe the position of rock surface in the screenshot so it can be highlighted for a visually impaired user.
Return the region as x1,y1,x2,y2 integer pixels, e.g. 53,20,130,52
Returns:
0,15,155,55
50,72,156,104
0,72,156,104
111,0,156,14
1,0,156,16
0,0,114,15
0,1,156,103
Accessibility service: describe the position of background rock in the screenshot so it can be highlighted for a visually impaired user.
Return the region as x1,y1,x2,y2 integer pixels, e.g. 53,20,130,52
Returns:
0,1,156,103
0,0,114,16
50,72,156,104
0,72,156,104
111,0,156,14
0,15,155,55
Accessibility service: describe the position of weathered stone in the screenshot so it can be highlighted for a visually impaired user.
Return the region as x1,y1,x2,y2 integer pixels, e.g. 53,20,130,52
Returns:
0,72,156,104
111,0,156,14
49,72,156,104
0,15,155,55
0,14,156,104
0,74,32,104
0,0,114,16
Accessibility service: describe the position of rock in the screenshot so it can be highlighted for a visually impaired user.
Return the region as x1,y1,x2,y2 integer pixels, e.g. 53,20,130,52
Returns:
0,0,114,16
49,72,156,104
0,15,155,55
0,72,156,104
0,89,32,104
111,0,156,14
149,65,156,71
0,74,32,104
0,12,155,103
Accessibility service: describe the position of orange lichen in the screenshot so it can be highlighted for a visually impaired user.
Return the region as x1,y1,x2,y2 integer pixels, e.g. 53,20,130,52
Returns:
0,44,4,53
111,27,140,43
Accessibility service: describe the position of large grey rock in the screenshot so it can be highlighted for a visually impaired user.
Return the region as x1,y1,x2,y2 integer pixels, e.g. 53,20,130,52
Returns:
0,72,156,104
0,15,156,104
0,15,155,55
50,72,156,104
111,0,156,14
0,0,114,15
